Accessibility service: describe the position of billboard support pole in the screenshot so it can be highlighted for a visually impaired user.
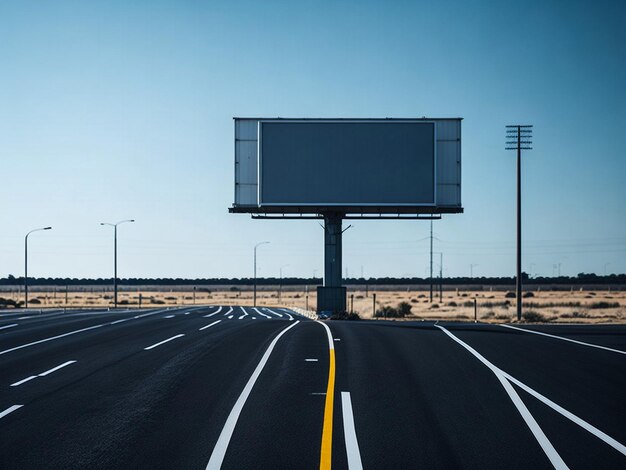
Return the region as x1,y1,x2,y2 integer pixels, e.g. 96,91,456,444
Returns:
323,213,343,289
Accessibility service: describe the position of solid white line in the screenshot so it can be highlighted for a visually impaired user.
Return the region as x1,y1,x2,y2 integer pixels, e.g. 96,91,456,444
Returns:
253,308,271,319
436,325,568,469
11,376,37,387
0,323,18,331
223,307,234,316
144,334,185,350
204,306,223,318
110,318,131,325
0,405,23,419
280,309,294,321
206,321,300,470
500,324,626,356
39,360,77,376
317,320,334,350
441,325,626,457
0,324,104,356
199,320,222,331
265,308,283,318
239,307,249,317
341,392,364,470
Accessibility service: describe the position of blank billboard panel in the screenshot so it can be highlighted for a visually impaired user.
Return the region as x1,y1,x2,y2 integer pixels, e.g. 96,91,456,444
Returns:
259,121,435,206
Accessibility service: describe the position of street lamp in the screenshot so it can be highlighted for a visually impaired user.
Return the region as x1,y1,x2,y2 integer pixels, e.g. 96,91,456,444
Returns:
279,264,289,302
24,226,52,308
470,264,479,279
253,241,270,307
100,219,134,308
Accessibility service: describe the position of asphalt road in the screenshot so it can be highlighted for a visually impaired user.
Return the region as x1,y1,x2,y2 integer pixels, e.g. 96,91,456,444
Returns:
1,306,625,469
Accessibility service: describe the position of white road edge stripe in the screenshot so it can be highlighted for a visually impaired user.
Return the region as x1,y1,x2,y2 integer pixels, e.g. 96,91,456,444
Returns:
144,334,185,350
206,321,300,470
0,323,18,331
436,325,569,469
500,324,626,356
0,405,23,419
204,306,223,318
341,392,364,470
200,320,222,331
11,376,37,387
12,360,77,386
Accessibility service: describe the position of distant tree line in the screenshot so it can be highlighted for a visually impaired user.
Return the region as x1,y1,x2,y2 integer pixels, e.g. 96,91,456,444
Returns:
1,273,624,287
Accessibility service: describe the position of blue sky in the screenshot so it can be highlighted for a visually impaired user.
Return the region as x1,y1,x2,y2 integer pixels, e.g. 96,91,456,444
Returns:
1,0,624,280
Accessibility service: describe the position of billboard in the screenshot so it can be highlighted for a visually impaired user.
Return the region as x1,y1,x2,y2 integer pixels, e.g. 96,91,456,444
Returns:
232,118,462,214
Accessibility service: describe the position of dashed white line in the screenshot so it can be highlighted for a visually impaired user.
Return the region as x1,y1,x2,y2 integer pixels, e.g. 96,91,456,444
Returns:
238,315,246,320
144,334,185,350
341,392,364,470
228,315,234,319
0,405,23,419
500,324,626,356
11,376,37,387
11,360,77,387
305,358,319,362
164,315,175,319
199,320,222,331
204,306,223,318
0,323,18,331
206,321,300,470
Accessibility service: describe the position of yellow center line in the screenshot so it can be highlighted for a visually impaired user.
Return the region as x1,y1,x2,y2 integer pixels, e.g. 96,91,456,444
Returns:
318,321,336,470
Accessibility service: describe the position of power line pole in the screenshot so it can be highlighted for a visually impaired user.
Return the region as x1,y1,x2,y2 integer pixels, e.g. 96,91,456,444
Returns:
429,220,433,302
506,124,533,321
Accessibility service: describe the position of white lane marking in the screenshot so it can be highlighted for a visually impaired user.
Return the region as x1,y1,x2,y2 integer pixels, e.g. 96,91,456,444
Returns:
305,358,318,362
228,315,233,319
0,405,23,419
223,307,234,316
238,315,246,320
11,376,37,387
17,317,31,320
239,307,249,317
334,338,341,342
144,334,185,350
12,360,78,386
185,312,190,315
253,308,271,319
265,308,283,318
502,370,626,456
252,317,257,320
200,320,222,331
0,308,173,356
280,309,294,321
500,324,626,356
0,323,18,331
204,306,223,318
110,318,131,325
39,360,77,376
437,325,568,469
164,315,175,319
317,321,335,351
311,392,326,395
341,392,364,470
0,324,103,356
206,321,300,470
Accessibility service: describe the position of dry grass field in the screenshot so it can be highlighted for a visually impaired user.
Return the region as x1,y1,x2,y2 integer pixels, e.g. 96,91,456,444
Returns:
1,285,624,323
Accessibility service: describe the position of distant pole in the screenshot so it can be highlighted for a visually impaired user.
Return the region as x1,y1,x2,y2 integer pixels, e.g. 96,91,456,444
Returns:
373,293,376,318
429,220,433,302
474,298,477,323
470,264,478,279
100,220,134,309
439,252,443,303
506,125,533,321
253,241,269,307
24,226,52,308
350,294,354,314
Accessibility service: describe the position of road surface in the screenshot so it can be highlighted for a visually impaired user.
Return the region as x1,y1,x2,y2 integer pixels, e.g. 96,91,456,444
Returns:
1,306,625,469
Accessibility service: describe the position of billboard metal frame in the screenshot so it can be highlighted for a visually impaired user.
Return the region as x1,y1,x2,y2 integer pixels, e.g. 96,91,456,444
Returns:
256,119,438,208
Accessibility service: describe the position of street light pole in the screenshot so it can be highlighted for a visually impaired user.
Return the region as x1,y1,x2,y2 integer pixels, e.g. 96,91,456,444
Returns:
24,226,52,308
100,220,134,308
253,241,269,307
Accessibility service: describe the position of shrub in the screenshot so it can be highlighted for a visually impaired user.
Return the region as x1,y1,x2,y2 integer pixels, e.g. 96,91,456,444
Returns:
355,295,364,299
430,303,439,309
463,301,474,307
481,311,495,319
397,301,412,316
454,314,469,319
150,299,165,304
522,310,549,322
119,299,129,305
30,298,42,304
589,302,620,309
410,298,418,303
461,293,468,297
495,314,511,320
331,311,361,320
374,306,398,318
447,301,458,307
418,294,426,298
229,286,239,292
504,292,516,298
523,292,535,298
165,296,177,301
